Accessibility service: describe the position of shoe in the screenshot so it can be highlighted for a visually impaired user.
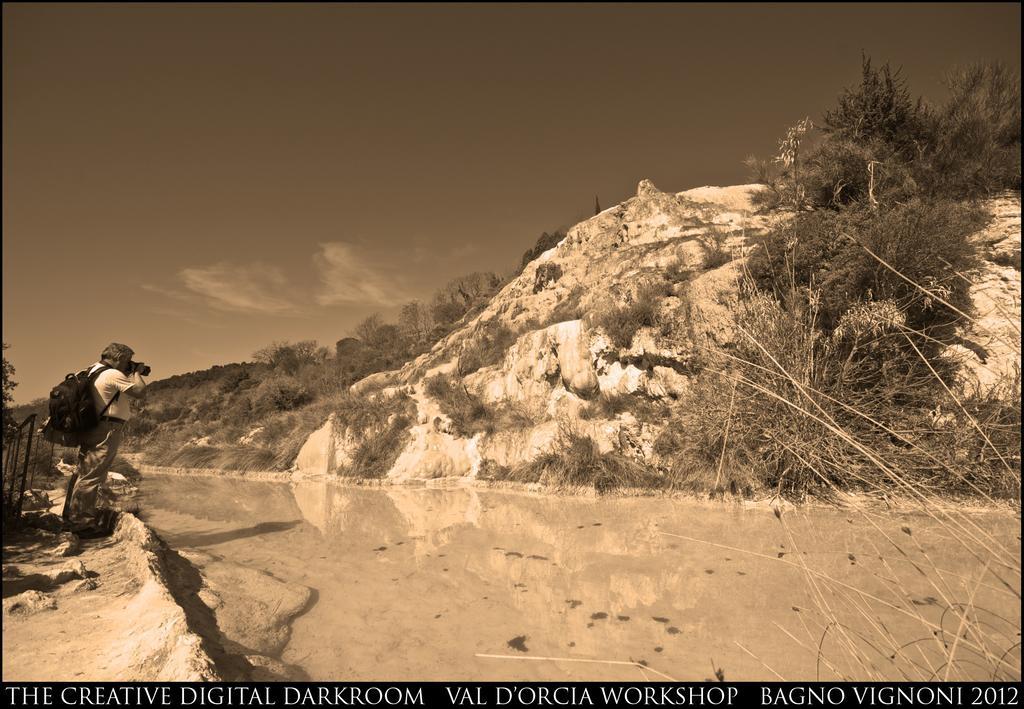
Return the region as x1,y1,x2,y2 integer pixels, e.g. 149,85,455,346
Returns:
97,508,120,534
75,525,112,540
73,522,108,540
70,510,119,539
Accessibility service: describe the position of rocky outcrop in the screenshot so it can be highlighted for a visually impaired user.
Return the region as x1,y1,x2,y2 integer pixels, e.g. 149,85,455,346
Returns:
293,181,1020,485
388,422,479,481
954,193,1022,391
295,415,343,476
469,320,599,407
2,514,223,681
293,180,777,482
105,517,223,681
179,549,314,659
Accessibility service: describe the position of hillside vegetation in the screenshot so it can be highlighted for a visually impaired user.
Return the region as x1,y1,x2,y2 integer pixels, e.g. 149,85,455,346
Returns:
15,56,1017,503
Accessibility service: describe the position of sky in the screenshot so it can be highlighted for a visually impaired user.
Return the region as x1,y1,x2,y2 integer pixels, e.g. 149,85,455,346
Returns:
3,3,1020,403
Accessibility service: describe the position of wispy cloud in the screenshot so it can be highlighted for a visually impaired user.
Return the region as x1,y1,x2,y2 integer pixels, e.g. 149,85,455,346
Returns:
144,240,477,317
313,242,415,306
177,262,299,315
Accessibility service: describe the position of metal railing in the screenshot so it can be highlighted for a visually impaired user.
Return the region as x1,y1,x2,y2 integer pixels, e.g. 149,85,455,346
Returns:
2,413,37,520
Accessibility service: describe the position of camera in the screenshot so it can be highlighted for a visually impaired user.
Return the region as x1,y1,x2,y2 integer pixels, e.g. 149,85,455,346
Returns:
127,361,152,376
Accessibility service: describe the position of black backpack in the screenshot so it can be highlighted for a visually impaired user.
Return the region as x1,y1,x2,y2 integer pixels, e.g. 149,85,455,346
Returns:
42,365,120,445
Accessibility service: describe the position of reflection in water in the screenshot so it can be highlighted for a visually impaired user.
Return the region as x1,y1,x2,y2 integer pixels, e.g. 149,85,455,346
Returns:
138,475,1021,682
175,520,303,548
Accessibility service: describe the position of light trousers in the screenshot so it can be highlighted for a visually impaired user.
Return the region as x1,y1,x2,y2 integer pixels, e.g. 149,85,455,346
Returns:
68,420,124,527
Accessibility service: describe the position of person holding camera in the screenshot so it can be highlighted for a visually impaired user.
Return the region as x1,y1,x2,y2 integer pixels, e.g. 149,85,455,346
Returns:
66,342,149,536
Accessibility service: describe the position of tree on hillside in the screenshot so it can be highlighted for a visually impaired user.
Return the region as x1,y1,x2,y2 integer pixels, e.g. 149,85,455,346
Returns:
787,55,931,207
252,340,328,376
399,300,434,344
334,336,373,382
2,343,18,437
519,230,566,271
926,62,1022,196
353,314,384,346
354,314,405,352
822,54,928,160
430,272,503,327
335,337,363,359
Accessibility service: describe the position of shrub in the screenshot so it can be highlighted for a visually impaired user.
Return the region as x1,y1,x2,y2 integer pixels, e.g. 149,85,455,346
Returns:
749,186,783,212
670,292,860,499
743,154,778,187
457,321,519,375
652,415,756,499
534,286,587,328
126,413,157,438
247,393,383,470
430,272,503,328
252,340,328,376
580,393,670,423
476,459,512,482
670,289,1020,501
939,371,1021,499
803,137,921,208
925,62,1022,197
520,230,566,271
504,430,667,493
335,391,413,435
821,55,928,162
143,444,278,472
137,402,183,425
296,361,349,401
663,259,694,285
354,316,406,353
346,413,413,478
424,374,495,436
771,116,817,209
251,376,312,414
592,281,667,349
748,200,986,341
698,229,731,269
753,57,1020,208
533,262,563,293
2,343,16,438
423,374,534,436
219,367,255,394
397,301,435,346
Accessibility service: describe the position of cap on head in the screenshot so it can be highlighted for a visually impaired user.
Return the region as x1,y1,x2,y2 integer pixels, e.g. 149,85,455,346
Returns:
100,342,134,362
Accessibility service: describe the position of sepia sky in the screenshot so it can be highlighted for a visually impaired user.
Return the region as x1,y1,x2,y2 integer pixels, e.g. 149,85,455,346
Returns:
3,3,1020,402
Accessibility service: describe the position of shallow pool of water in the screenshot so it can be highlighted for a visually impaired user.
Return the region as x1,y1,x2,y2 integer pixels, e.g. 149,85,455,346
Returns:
137,475,1021,681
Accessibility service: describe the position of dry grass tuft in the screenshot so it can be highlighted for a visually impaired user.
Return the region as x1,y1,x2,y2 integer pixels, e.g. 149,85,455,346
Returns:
580,392,670,423
667,284,1020,502
345,413,414,478
142,444,278,472
424,374,533,436
457,321,519,376
492,428,669,493
698,229,732,270
591,281,670,350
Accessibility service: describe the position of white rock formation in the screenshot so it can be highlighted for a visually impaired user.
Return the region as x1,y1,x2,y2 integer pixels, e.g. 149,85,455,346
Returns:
293,179,776,481
293,181,1019,484
957,194,1022,391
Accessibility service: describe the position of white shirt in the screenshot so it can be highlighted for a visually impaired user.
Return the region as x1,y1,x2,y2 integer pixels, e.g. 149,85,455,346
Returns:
88,363,135,421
